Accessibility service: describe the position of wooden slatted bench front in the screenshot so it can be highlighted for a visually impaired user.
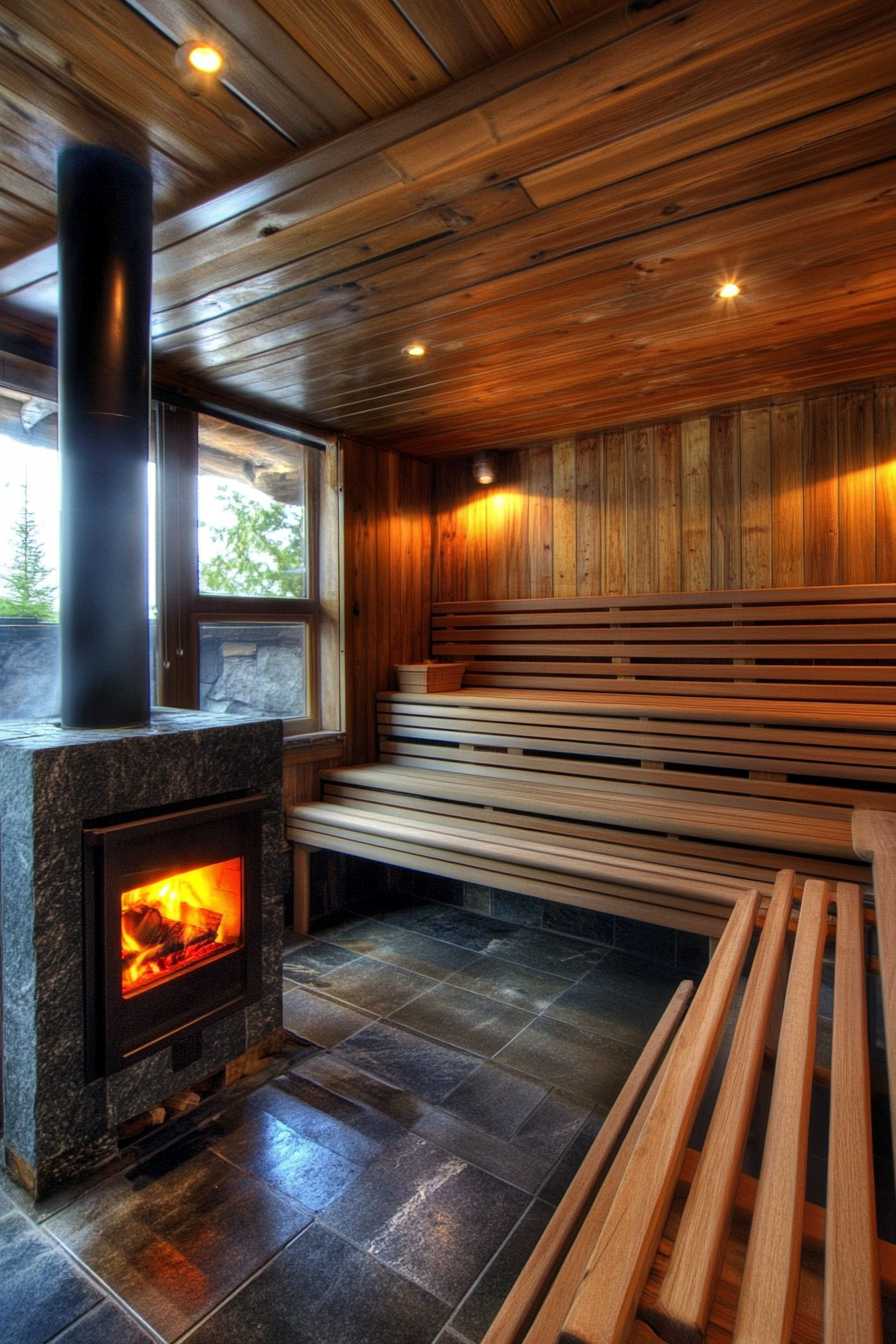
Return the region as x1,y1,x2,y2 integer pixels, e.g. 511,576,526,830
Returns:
484,830,895,1344
287,584,895,935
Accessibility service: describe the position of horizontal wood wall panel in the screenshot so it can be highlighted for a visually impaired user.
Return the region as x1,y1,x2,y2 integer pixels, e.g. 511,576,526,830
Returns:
432,381,896,602
342,436,432,763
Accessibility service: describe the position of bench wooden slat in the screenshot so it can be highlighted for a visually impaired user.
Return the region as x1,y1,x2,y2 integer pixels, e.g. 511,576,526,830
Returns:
556,890,760,1344
380,704,896,756
481,982,694,1344
851,811,896,1173
434,622,895,644
463,673,896,703
322,779,868,882
732,879,830,1344
381,688,896,732
289,804,747,905
433,601,896,629
644,870,795,1344
432,582,896,614
434,639,896,661
382,739,896,812
824,881,882,1344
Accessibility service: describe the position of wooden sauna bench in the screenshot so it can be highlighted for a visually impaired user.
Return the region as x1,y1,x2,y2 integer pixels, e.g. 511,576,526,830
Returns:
484,850,894,1344
286,584,895,935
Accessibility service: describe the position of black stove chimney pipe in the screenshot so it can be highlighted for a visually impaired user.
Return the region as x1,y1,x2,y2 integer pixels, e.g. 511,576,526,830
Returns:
58,145,153,728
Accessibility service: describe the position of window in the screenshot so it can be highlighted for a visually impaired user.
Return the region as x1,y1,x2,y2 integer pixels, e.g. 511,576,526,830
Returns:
154,405,326,734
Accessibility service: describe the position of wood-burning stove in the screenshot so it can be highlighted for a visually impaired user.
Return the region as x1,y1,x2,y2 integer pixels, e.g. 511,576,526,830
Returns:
83,793,266,1079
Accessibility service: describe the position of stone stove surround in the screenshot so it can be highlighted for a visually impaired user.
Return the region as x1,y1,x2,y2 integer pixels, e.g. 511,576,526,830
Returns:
0,709,283,1198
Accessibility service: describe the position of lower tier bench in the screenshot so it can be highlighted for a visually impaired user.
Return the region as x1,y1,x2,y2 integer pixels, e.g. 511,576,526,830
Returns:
483,861,892,1344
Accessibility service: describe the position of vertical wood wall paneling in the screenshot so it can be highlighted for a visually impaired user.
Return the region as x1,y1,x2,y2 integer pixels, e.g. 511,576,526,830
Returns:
552,437,577,597
527,445,554,596
838,388,876,584
740,406,772,589
770,402,805,588
874,384,896,583
710,411,742,590
602,429,626,595
341,437,431,764
626,426,656,593
680,417,710,594
655,422,682,594
575,435,601,596
429,380,895,604
805,395,840,586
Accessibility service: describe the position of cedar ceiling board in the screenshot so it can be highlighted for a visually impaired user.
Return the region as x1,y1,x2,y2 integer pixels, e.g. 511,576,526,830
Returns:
207,225,896,398
478,0,557,48
131,0,367,141
0,0,868,287
297,277,896,426
357,341,896,455
172,149,895,391
196,202,895,397
171,146,895,366
2,0,286,162
150,0,893,300
117,0,784,278
151,181,536,345
393,0,513,78
259,0,452,119
150,94,895,353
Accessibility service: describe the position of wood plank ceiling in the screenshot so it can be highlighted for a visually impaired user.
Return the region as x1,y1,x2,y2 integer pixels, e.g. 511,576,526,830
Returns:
0,0,893,455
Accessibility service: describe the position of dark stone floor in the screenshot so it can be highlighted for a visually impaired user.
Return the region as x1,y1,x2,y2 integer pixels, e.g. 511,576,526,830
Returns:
1,896,689,1343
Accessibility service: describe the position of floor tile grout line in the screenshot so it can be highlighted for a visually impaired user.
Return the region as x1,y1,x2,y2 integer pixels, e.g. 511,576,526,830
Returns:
175,1223,316,1343
40,1223,168,1344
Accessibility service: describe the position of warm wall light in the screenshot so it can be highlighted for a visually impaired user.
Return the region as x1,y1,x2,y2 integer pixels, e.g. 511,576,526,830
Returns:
403,342,427,357
472,452,498,485
718,282,740,298
175,41,227,92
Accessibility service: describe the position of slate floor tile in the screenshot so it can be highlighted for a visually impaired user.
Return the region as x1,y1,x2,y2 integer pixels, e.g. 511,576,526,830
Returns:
512,1089,591,1164
446,956,572,1013
325,919,482,979
282,938,361,983
291,1051,429,1128
211,1109,363,1210
537,1109,606,1207
441,1063,548,1140
187,1222,449,1344
382,902,513,951
494,1015,640,1108
320,1132,530,1305
483,927,604,979
308,953,437,1015
0,1205,101,1344
332,1021,480,1104
390,982,534,1057
45,1149,311,1341
451,1198,554,1342
52,1299,156,1343
589,950,683,1004
411,1107,549,1193
257,1074,404,1159
545,973,666,1047
283,986,375,1046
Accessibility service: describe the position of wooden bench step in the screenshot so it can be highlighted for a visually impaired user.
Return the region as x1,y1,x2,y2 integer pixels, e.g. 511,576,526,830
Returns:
321,764,860,861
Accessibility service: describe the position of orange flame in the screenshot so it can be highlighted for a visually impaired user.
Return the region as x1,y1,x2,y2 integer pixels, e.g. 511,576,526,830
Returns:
121,858,242,995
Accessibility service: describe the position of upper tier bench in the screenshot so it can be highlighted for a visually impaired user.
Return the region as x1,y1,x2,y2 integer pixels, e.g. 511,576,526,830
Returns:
287,584,896,936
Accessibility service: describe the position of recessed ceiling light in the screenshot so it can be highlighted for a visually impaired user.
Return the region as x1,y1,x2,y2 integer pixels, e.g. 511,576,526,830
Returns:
188,44,224,73
718,282,740,298
175,41,226,88
403,342,427,357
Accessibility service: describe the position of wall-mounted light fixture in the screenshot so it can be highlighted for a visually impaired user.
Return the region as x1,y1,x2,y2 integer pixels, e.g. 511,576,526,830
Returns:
176,41,227,94
402,342,427,358
718,281,740,298
472,452,498,485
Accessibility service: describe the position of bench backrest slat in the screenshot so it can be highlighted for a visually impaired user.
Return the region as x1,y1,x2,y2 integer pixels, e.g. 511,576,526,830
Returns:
431,583,896,701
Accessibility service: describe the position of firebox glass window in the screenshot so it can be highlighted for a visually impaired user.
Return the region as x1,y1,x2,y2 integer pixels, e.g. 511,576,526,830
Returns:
198,621,308,719
197,415,307,600
121,856,244,997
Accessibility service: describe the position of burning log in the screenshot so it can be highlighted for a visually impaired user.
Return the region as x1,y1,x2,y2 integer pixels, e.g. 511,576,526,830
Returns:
122,901,221,957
